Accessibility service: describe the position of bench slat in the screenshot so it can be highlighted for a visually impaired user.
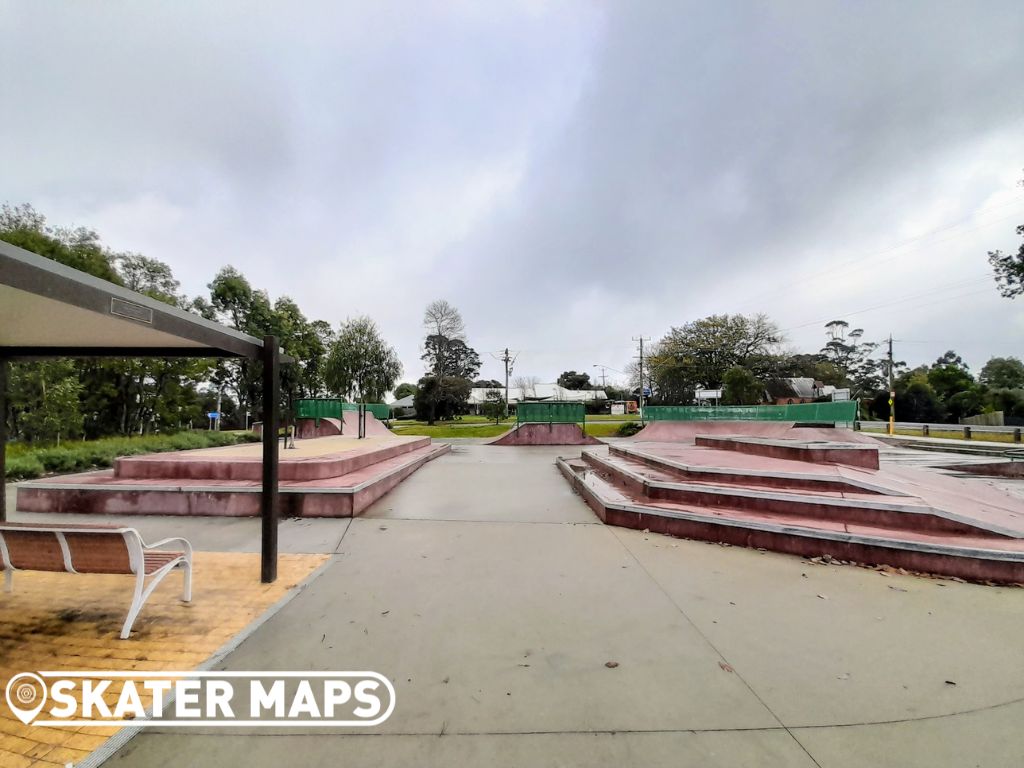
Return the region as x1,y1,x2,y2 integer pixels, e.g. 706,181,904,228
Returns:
1,531,67,572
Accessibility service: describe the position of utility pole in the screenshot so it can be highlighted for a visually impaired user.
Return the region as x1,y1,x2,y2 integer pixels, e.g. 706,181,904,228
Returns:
633,336,651,414
496,347,518,418
502,347,511,418
887,334,895,436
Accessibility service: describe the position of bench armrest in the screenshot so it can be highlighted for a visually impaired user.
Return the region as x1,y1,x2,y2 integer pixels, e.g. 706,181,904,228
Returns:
141,537,193,559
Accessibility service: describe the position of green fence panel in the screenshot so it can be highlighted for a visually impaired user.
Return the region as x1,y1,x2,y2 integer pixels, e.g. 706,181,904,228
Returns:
516,402,586,425
364,403,391,421
295,398,346,422
643,402,857,423
295,399,391,422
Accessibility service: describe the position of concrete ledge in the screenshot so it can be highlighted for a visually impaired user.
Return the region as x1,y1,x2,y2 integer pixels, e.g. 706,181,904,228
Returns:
695,435,880,470
583,450,1017,538
557,457,1024,584
18,444,451,518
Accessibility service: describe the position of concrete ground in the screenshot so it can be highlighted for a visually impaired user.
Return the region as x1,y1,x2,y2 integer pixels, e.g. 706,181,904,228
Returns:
5,444,1024,767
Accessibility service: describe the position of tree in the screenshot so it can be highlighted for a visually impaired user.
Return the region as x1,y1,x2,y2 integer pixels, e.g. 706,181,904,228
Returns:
325,316,403,403
980,357,1024,390
987,174,1024,298
927,350,976,405
8,361,84,443
420,300,473,424
413,376,472,421
722,366,763,405
820,324,892,399
393,382,418,400
645,314,780,403
897,379,943,423
422,300,466,377
514,375,541,399
116,253,184,305
421,336,481,380
557,371,591,390
480,389,507,424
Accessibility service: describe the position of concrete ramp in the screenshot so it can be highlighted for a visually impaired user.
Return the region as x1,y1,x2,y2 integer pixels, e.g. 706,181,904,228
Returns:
295,417,342,439
341,410,394,437
490,422,601,446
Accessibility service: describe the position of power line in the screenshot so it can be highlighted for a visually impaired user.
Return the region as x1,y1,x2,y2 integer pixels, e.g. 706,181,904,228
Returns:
779,274,995,333
734,196,1024,311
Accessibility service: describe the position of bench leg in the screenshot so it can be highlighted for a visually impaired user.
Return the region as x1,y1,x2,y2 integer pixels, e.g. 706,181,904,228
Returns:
121,573,146,640
121,559,192,640
3,570,11,593
182,560,192,603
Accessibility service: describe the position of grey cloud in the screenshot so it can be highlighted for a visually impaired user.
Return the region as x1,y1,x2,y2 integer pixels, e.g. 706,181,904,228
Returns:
1,1,1022,384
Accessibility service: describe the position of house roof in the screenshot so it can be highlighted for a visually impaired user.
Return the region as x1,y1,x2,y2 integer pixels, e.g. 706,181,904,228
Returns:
468,384,607,405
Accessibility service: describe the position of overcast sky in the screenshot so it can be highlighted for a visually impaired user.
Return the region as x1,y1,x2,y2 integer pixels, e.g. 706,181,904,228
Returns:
3,1,1023,387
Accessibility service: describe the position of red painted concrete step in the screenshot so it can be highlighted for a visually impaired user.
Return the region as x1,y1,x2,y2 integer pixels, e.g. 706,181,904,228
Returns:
18,443,450,518
114,436,432,482
693,434,880,470
582,449,1000,537
558,457,1024,584
609,443,894,495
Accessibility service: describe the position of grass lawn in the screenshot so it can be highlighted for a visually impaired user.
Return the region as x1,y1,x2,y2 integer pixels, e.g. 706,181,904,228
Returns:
581,422,627,437
860,426,1019,443
391,423,513,438
392,416,513,427
585,414,641,422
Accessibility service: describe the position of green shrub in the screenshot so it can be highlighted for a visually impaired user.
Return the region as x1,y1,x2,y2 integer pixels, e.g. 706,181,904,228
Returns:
32,448,83,474
5,455,45,480
5,430,257,479
617,422,644,437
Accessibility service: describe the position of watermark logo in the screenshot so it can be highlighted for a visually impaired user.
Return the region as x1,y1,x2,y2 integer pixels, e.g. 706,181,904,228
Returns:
5,671,395,727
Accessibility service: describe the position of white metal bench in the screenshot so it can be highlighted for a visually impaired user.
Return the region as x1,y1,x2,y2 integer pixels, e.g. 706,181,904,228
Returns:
0,523,192,639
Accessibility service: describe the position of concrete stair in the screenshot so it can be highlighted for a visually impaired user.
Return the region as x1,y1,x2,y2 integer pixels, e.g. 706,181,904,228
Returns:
18,440,450,519
557,448,1024,583
584,449,999,537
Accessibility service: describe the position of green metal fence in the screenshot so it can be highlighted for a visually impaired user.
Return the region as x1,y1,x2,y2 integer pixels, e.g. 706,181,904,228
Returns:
516,401,586,426
294,399,391,423
642,402,858,423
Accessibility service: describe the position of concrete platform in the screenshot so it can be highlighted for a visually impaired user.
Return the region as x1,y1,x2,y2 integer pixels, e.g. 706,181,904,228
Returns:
694,434,881,470
17,435,450,518
52,444,1022,768
558,439,1024,583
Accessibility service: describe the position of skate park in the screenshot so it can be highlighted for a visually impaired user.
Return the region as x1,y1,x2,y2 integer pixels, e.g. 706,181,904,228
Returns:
6,407,1024,768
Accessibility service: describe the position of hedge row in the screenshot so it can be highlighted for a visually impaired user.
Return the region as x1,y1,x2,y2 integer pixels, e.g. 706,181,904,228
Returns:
4,431,259,481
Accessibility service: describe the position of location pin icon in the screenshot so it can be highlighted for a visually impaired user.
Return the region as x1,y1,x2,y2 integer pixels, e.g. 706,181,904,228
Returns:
5,673,48,725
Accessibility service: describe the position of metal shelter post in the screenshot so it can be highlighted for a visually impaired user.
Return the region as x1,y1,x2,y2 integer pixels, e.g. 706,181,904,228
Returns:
0,357,7,522
261,335,280,583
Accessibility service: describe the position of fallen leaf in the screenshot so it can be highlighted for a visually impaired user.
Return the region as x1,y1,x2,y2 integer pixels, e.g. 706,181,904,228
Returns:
945,680,957,686
817,594,828,600
718,661,734,673
605,661,620,668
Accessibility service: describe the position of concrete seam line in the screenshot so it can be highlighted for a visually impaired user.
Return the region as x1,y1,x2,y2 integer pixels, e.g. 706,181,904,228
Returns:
79,553,339,768
605,526,825,768
333,516,355,554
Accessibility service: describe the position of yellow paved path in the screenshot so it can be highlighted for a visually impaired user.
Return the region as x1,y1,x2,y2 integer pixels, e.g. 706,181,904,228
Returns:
0,552,327,767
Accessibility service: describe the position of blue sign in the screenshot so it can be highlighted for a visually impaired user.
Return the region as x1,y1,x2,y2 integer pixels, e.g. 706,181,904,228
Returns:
642,387,652,397
207,412,220,420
